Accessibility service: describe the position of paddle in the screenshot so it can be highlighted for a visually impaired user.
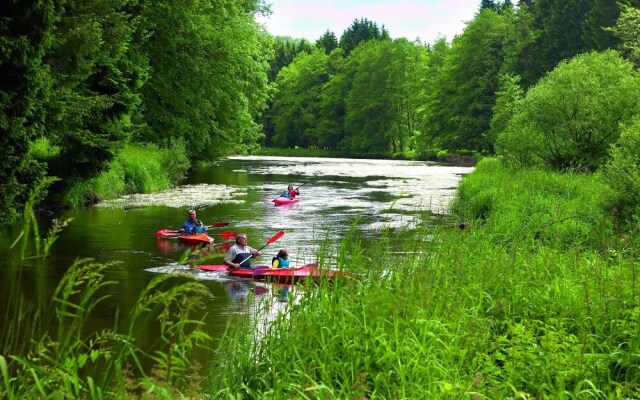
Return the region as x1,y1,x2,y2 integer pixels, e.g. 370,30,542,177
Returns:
155,221,229,238
217,231,238,239
237,230,285,268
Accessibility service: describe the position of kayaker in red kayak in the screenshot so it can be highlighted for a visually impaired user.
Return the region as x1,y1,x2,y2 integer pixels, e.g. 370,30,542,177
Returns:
179,210,207,235
224,234,262,270
272,249,290,269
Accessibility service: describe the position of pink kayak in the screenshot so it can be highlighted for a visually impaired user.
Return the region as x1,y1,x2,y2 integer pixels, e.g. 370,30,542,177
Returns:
196,263,350,284
272,197,299,206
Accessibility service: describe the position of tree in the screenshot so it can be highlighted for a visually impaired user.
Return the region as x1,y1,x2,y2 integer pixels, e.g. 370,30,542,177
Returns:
603,118,640,222
44,0,148,189
612,5,640,68
581,0,640,51
341,40,399,156
0,0,56,223
316,30,338,54
512,0,591,88
271,50,330,148
428,8,510,151
480,0,497,11
137,0,270,158
317,48,349,150
339,18,390,55
497,51,640,171
486,73,523,151
415,37,451,155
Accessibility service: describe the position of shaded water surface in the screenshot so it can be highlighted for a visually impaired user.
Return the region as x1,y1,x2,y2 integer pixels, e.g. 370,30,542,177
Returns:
1,156,472,363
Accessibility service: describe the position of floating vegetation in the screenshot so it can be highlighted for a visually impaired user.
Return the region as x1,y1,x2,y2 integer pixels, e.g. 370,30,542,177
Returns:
97,183,246,208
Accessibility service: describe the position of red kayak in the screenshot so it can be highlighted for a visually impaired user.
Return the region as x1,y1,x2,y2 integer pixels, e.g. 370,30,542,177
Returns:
177,233,213,245
196,263,350,284
272,197,299,206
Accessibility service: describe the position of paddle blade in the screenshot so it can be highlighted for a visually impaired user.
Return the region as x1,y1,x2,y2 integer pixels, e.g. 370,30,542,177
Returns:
266,230,285,245
218,231,238,239
156,229,179,238
209,221,230,228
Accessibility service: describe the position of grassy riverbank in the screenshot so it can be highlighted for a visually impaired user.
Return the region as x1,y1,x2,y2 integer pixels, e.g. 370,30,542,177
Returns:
207,158,639,398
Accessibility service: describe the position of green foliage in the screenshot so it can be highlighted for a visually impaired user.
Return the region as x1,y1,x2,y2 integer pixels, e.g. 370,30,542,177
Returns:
28,137,61,160
339,17,390,55
267,36,314,82
63,143,189,206
602,118,640,223
487,73,523,151
342,40,396,155
451,158,613,248
272,49,330,148
315,30,339,54
582,0,624,51
497,50,640,171
612,4,640,68
44,0,148,182
138,0,270,159
0,1,55,224
513,0,592,87
428,8,511,151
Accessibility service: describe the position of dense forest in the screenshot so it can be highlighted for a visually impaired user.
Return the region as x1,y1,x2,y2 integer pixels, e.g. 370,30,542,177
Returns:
2,0,640,224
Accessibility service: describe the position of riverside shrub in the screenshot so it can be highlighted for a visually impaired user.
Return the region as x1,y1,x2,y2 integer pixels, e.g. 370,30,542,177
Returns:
603,118,640,224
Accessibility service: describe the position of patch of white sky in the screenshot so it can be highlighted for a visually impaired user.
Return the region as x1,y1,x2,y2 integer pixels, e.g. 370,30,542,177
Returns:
257,0,480,44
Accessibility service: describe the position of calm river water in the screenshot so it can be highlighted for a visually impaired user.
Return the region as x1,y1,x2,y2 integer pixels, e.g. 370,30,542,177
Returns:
1,156,472,363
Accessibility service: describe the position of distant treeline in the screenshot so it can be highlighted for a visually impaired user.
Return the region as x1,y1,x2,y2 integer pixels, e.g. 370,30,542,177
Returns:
2,0,640,223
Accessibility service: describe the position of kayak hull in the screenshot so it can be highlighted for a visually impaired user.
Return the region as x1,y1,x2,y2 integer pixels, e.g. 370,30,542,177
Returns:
272,197,299,206
196,263,350,284
177,233,213,245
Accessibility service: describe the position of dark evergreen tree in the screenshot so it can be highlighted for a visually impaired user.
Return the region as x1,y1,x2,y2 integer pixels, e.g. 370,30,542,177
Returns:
339,18,390,55
296,38,314,54
511,0,591,88
500,0,514,11
316,30,339,54
480,0,497,11
582,0,640,51
44,0,148,193
0,0,56,223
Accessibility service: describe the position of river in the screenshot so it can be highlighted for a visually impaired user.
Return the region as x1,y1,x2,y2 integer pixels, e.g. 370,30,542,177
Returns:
0,156,472,365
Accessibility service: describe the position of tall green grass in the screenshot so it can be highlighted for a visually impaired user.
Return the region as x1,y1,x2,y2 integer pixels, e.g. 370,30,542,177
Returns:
64,142,189,207
206,158,640,399
1,184,212,399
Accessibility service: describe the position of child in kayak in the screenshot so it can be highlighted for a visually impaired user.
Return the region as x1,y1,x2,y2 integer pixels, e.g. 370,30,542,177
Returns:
180,210,207,234
272,249,290,269
280,185,300,199
194,219,206,233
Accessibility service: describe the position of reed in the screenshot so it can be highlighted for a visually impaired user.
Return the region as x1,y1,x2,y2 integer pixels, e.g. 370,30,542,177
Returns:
1,184,212,399
63,143,190,206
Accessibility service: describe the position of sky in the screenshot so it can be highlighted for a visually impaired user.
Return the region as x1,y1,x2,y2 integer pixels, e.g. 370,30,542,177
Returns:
258,0,480,44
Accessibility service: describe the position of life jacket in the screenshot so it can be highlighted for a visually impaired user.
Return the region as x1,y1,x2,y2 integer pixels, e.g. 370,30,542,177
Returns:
272,256,289,269
194,225,205,233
